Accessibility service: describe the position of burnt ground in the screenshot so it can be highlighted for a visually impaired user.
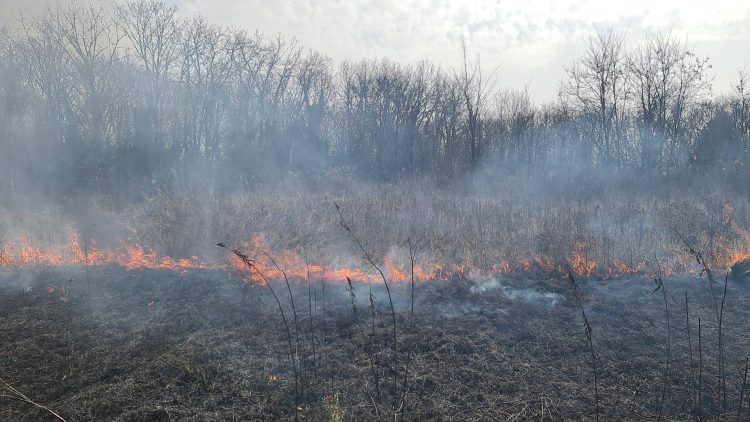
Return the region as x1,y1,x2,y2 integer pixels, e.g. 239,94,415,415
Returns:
1,267,750,421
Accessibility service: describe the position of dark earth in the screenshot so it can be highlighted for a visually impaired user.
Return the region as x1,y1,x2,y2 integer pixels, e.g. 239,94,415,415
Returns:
1,266,750,421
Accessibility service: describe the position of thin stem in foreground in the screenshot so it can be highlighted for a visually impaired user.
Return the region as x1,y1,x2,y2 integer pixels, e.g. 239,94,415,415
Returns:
738,357,748,422
719,273,728,413
685,292,696,414
219,244,300,421
0,377,68,422
567,271,599,422
653,276,670,421
698,317,703,420
335,201,399,409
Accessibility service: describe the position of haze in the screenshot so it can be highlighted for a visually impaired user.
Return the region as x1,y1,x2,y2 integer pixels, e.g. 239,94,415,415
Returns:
1,0,748,102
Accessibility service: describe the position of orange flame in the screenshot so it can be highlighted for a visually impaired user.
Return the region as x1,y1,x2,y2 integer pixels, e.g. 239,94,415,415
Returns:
0,232,209,271
3,225,750,283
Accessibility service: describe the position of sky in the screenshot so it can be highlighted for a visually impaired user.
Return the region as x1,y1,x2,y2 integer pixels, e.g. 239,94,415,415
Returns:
2,0,749,102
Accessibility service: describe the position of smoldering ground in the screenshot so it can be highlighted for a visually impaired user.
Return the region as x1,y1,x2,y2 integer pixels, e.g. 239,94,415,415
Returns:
1,1,750,421
3,264,750,420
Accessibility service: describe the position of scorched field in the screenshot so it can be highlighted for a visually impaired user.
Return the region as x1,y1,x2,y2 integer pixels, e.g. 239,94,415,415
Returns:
2,190,750,421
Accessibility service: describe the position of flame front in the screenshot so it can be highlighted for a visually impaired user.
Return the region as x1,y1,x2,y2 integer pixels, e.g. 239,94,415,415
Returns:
0,232,208,271
2,228,749,283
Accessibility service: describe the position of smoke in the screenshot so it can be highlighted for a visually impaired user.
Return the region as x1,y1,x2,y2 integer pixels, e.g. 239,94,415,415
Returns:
0,1,748,280
469,275,564,307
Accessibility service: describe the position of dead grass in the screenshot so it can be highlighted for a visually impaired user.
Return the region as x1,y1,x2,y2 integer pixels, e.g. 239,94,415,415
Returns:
4,186,747,278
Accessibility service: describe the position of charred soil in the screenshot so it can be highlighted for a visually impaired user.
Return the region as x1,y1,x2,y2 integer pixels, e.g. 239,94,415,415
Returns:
1,267,750,421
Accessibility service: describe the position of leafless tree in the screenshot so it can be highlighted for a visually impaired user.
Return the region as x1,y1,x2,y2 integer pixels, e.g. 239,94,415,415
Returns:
561,28,629,167
116,0,181,110
729,70,750,151
628,30,712,170
0,2,741,200
492,87,536,169
456,34,496,172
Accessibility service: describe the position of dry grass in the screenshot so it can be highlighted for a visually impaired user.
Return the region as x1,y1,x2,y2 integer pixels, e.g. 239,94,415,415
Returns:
98,186,750,275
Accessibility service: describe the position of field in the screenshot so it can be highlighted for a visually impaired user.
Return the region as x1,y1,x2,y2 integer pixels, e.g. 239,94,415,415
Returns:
1,264,750,421
2,0,749,420
2,188,750,420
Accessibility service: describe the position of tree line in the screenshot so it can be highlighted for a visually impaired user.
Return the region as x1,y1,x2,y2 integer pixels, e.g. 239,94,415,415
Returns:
0,1,748,204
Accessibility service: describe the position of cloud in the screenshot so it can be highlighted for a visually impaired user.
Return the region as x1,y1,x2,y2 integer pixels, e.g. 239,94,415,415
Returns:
2,0,747,101
0,0,117,27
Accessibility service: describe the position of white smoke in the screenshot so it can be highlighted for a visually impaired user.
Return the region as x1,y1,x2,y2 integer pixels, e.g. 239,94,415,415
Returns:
469,275,563,307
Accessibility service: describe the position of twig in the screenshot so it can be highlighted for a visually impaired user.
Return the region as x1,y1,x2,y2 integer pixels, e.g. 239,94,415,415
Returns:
686,241,725,415
305,255,317,385
260,249,302,356
84,239,90,295
0,377,68,422
720,272,728,412
685,291,696,414
321,280,332,394
335,202,399,409
399,237,418,421
685,242,719,322
698,317,703,420
259,247,303,403
347,277,382,403
653,276,670,421
408,237,416,319
368,281,382,400
738,357,749,422
219,244,300,421
567,271,599,422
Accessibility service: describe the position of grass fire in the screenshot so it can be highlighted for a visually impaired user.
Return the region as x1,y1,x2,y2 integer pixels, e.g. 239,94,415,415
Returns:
1,1,750,421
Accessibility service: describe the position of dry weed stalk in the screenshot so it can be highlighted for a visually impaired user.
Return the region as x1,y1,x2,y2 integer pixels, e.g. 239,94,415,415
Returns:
739,357,749,422
397,237,418,421
685,292,696,414
653,276,670,421
320,280,333,393
567,271,599,422
0,377,68,422
698,317,703,419
334,202,399,411
258,248,305,401
719,273,728,412
368,282,382,401
686,241,727,413
305,256,318,385
218,244,300,421
346,277,382,404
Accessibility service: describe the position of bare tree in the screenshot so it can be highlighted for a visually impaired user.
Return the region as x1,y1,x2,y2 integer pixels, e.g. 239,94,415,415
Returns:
175,16,235,161
561,28,629,167
48,3,122,142
430,70,463,182
456,34,495,172
288,50,332,173
0,2,739,198
628,30,712,170
729,70,750,151
492,87,536,169
16,3,124,198
116,0,182,110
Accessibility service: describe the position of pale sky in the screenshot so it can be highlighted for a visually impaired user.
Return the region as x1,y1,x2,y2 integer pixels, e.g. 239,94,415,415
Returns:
2,0,749,102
